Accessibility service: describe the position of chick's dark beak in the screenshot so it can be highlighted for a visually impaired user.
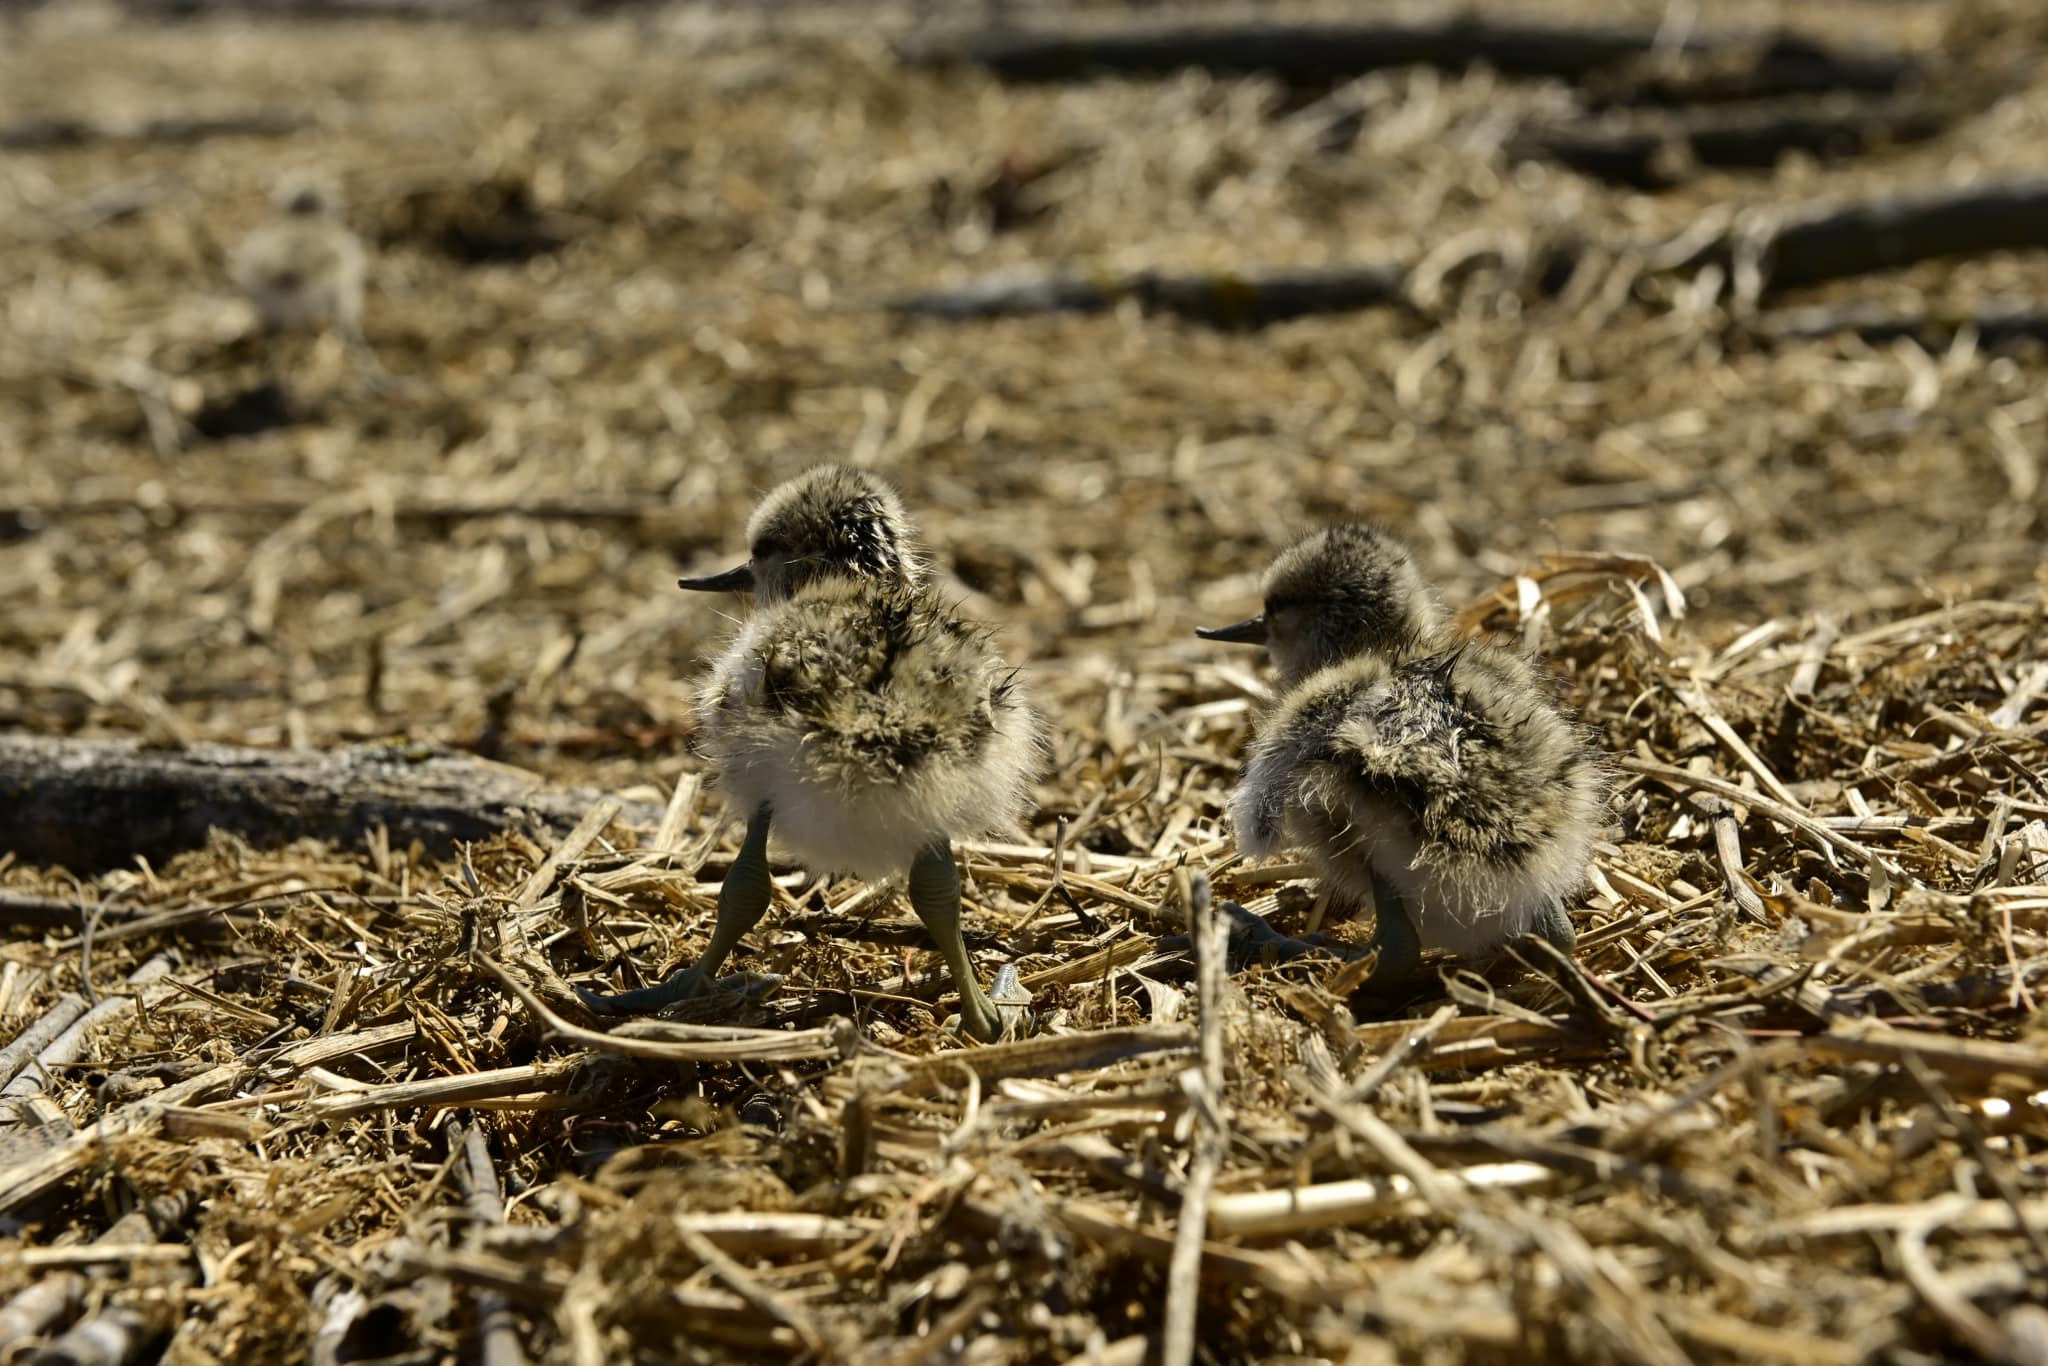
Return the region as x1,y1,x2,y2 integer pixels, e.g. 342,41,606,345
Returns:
1195,614,1267,645
677,563,756,593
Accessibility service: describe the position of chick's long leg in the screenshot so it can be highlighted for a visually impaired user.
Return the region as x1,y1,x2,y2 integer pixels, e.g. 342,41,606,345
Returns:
1532,900,1576,955
908,840,1005,1043
1349,871,1423,1002
578,805,775,1014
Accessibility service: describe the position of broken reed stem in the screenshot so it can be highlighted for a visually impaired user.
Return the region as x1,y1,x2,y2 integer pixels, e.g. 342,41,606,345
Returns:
1895,1220,2008,1361
514,798,622,913
0,1196,188,1344
1342,1003,1458,1103
455,1122,528,1366
650,772,702,856
505,796,623,955
0,954,175,1105
306,1059,590,1119
1163,872,1227,1366
0,993,92,1092
1763,1194,2048,1243
1620,756,1888,868
0,1245,192,1270
895,1024,1197,1083
1207,1163,1556,1237
1897,1053,2048,1276
671,1222,828,1358
475,954,847,1063
0,1065,238,1214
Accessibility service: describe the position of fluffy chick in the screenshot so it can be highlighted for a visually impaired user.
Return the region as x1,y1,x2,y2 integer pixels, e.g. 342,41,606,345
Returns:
582,465,1042,1041
230,176,367,339
1201,525,1602,995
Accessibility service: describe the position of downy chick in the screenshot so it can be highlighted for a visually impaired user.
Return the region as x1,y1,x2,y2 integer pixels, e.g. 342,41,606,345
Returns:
581,465,1043,1041
1198,525,1602,995
230,176,367,340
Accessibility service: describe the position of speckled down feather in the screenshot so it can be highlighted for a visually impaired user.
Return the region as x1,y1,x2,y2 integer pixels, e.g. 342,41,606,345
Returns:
698,576,1041,880
230,187,366,337
743,465,916,600
1259,524,1447,686
1234,642,1604,955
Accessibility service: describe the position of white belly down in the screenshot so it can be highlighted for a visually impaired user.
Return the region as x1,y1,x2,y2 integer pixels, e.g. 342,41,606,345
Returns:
714,720,1035,881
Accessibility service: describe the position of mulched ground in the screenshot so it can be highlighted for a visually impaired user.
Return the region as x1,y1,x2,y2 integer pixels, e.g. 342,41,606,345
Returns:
2,2,2046,1362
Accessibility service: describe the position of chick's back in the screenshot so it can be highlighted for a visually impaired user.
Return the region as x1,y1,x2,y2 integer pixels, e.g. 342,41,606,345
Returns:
698,579,1039,877
1237,643,1603,953
1348,646,1600,872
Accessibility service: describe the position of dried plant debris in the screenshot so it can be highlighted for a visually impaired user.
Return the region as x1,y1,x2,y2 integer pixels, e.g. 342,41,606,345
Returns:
3,1,2048,1362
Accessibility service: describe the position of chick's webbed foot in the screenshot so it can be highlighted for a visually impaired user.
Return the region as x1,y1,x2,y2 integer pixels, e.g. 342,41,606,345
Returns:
910,840,1005,1043
576,962,716,1015
577,805,775,1017
944,962,1033,1041
1217,900,1330,969
1211,890,1419,998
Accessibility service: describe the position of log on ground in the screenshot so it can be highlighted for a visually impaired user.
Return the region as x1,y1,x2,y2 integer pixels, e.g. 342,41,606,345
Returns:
1751,298,2048,350
1679,177,2048,297
1581,31,1927,109
0,110,305,151
886,263,1409,328
1509,90,1978,190
910,19,1920,93
0,735,662,872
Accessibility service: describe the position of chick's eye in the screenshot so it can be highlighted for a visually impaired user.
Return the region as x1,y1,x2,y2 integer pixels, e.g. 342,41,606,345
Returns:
751,539,781,559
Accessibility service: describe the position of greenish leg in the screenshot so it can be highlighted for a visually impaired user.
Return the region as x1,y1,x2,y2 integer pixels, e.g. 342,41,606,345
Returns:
909,840,1004,1043
578,805,774,1015
1532,900,1576,956
1351,872,1423,1001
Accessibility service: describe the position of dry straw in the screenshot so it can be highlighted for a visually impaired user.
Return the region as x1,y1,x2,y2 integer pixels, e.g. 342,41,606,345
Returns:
4,1,2048,1361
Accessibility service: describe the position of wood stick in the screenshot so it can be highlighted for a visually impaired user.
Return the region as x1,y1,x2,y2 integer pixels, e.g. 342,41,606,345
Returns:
1204,1163,1556,1236
0,110,306,151
670,1212,880,1256
0,491,706,533
252,1018,421,1073
478,956,848,1064
1755,299,2048,351
896,1024,1196,1084
1619,756,1879,866
1807,1020,2048,1084
0,894,115,934
0,1245,192,1270
0,1201,165,1346
1762,1192,2048,1244
513,798,622,914
1042,1198,1338,1303
305,1060,591,1119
